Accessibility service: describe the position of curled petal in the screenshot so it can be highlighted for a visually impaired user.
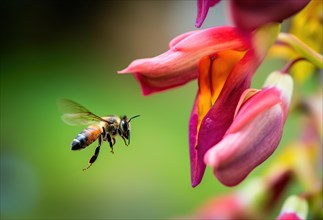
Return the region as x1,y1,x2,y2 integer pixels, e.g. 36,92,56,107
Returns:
205,92,284,186
233,88,259,118
204,72,293,186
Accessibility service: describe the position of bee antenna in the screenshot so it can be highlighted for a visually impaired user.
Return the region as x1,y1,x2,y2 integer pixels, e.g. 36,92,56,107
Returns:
128,114,140,122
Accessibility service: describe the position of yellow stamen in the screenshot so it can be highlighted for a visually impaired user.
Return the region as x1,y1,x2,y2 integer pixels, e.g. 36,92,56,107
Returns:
210,50,245,103
197,50,245,127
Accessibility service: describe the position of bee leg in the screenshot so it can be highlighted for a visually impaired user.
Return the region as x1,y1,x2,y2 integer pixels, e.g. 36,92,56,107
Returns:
106,134,115,154
102,127,106,137
118,128,128,146
121,136,128,146
82,136,102,171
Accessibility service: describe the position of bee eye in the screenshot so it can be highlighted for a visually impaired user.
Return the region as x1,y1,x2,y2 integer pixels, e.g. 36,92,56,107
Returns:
121,120,128,132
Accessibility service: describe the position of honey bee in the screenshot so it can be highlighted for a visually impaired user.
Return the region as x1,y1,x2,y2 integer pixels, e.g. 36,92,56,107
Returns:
58,99,140,170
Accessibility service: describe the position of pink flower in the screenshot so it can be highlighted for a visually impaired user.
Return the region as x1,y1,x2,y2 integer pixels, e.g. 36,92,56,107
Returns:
189,24,280,187
196,0,310,30
119,24,280,187
204,71,293,186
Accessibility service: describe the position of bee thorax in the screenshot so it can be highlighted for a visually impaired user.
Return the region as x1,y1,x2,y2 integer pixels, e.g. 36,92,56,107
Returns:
106,124,118,136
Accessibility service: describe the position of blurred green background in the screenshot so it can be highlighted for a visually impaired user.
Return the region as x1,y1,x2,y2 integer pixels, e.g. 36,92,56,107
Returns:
1,1,300,219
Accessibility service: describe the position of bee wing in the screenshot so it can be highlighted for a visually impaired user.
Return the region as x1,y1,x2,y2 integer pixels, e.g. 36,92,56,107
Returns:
58,99,108,126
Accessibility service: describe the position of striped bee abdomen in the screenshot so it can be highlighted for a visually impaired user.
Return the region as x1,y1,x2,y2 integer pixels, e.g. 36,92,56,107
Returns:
71,125,102,150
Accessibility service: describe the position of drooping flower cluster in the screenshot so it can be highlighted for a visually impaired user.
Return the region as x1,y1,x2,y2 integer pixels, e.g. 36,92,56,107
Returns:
120,23,281,187
118,0,322,219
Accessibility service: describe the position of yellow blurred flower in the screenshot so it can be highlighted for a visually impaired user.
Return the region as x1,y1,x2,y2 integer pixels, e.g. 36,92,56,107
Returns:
267,128,321,192
269,0,323,82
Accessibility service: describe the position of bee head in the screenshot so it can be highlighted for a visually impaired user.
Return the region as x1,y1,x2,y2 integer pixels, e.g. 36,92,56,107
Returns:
119,115,140,145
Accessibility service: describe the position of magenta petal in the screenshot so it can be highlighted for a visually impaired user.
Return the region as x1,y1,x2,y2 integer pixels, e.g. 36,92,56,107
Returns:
230,0,310,31
214,105,283,186
189,95,205,187
193,49,259,187
132,67,198,96
194,79,251,186
195,0,221,28
118,27,251,96
204,88,285,186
